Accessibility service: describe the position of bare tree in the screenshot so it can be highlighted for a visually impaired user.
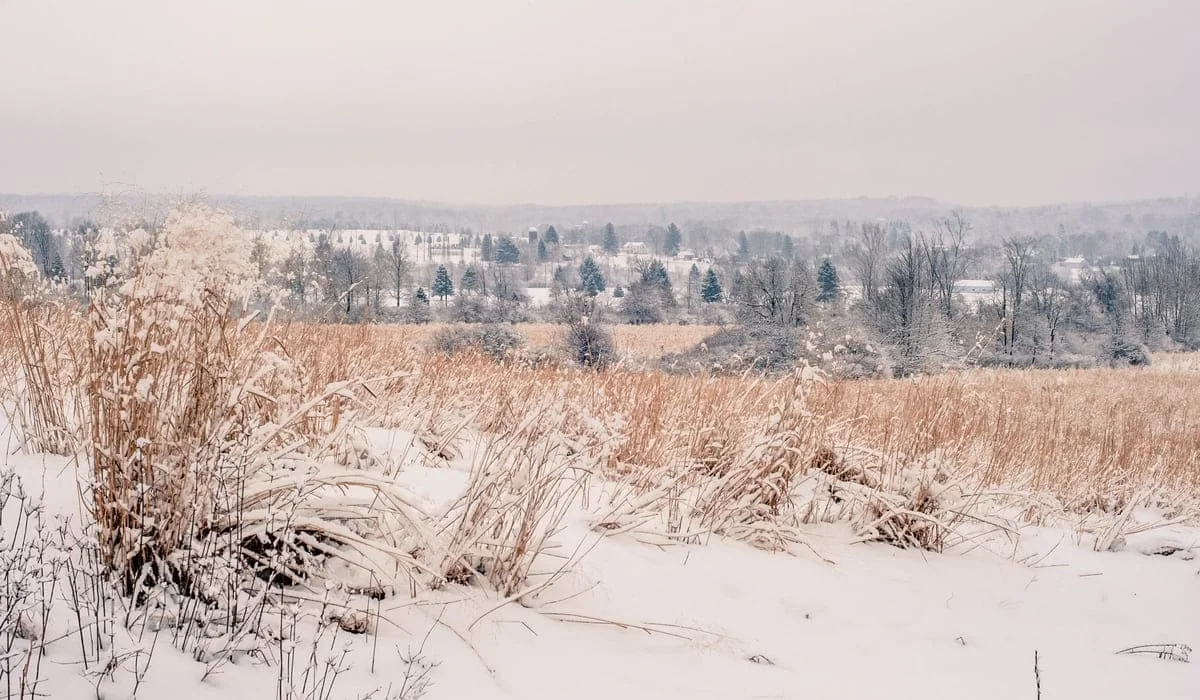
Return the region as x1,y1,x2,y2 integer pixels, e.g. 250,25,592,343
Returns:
1026,262,1067,361
385,238,410,308
922,210,972,318
997,237,1034,358
736,257,812,326
848,222,887,304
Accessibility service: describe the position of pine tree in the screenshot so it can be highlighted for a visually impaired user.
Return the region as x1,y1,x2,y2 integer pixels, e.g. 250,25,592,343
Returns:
528,228,539,244
701,268,724,303
495,236,521,264
537,239,549,262
460,265,480,294
544,225,559,245
48,253,65,282
602,223,619,256
817,259,841,302
432,264,454,301
408,287,432,323
687,263,701,309
640,259,673,299
664,223,682,257
579,256,606,297
481,234,494,262
781,234,794,260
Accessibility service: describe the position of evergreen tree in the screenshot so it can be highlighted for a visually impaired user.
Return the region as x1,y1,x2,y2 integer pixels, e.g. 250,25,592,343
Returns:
481,234,494,262
579,256,606,297
550,264,569,299
640,259,673,299
817,259,841,302
736,231,750,260
537,239,549,262
701,268,724,303
408,287,432,323
48,253,65,282
664,223,683,257
602,223,619,256
432,264,454,301
460,265,480,294
495,236,521,264
781,234,794,260
527,228,539,244
687,263,701,309
544,225,559,245
552,265,570,286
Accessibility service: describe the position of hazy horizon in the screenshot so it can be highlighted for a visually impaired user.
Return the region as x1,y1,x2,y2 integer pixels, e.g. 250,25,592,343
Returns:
3,1,1198,207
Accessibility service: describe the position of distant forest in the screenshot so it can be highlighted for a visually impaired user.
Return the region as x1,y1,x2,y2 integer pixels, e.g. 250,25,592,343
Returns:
2,193,1197,250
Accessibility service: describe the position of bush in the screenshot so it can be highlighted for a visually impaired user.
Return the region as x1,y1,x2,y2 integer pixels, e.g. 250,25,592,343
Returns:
1110,340,1151,367
564,317,616,368
664,324,798,375
431,324,524,361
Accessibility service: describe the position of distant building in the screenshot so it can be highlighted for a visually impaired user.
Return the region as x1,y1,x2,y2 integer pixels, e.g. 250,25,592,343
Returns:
953,279,996,295
622,241,650,255
1053,256,1090,285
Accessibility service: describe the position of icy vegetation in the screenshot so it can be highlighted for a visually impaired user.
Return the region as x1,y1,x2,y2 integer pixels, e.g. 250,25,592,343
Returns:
0,206,1197,699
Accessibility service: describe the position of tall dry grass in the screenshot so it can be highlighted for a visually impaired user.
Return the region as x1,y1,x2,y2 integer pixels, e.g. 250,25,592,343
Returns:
808,368,1200,513
272,324,1200,542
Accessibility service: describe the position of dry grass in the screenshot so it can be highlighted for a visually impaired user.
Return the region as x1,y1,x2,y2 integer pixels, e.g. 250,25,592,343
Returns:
808,366,1200,513
339,322,721,359
226,322,1200,530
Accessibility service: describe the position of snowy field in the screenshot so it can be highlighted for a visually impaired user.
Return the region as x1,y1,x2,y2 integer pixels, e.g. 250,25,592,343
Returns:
4,424,1198,700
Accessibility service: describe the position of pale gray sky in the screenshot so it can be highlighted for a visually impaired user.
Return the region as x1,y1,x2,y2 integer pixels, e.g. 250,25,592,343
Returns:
1,0,1197,206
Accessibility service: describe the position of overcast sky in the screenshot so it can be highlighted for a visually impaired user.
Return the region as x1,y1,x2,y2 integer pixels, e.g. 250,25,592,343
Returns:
1,0,1197,206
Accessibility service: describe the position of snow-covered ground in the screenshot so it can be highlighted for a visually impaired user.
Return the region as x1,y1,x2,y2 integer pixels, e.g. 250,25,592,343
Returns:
3,418,1197,700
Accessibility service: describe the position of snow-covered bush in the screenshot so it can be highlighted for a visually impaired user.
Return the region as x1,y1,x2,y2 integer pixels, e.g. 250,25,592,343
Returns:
83,204,438,609
563,315,616,368
430,323,523,362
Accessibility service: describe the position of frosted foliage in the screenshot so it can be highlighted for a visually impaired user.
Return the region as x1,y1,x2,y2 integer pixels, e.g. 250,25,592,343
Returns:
0,234,37,278
121,204,255,305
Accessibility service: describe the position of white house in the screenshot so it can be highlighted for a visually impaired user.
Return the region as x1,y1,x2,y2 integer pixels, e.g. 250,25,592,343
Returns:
953,279,997,295
622,241,650,255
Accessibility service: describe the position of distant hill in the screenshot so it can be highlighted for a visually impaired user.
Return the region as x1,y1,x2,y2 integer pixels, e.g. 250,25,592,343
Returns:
2,192,1196,243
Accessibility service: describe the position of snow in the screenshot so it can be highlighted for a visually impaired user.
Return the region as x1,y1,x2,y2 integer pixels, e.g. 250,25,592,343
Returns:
3,415,1198,699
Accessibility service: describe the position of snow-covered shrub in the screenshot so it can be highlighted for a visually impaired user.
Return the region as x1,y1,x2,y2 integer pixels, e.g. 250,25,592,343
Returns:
430,324,523,362
84,204,438,606
439,419,584,596
563,315,616,368
692,396,817,550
